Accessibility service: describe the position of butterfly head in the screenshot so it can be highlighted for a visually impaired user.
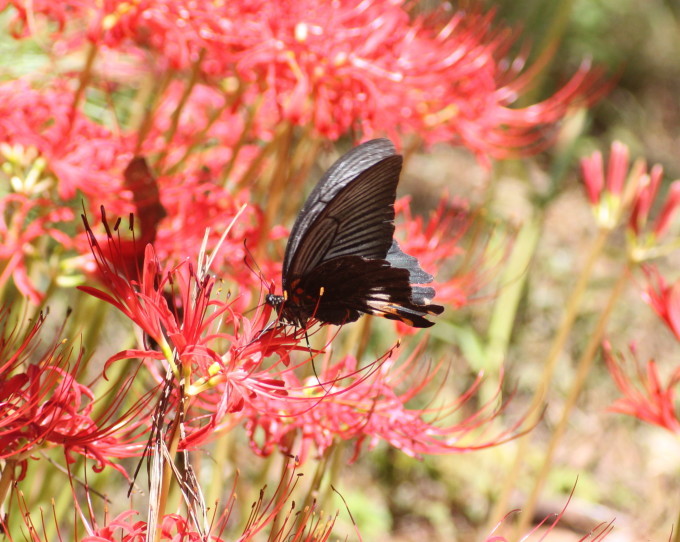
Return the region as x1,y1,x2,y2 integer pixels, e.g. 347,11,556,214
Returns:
265,293,285,310
265,291,310,328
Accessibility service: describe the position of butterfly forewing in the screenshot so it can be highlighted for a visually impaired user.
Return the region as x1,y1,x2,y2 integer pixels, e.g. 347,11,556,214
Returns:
285,155,402,280
283,138,399,277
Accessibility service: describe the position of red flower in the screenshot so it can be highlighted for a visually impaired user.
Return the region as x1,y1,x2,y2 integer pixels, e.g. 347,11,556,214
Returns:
628,165,680,260
229,2,607,158
603,342,680,434
0,194,73,303
78,211,306,449
4,2,606,161
579,141,633,229
628,165,666,237
581,141,680,260
0,312,148,477
0,79,127,205
641,266,680,341
243,347,513,464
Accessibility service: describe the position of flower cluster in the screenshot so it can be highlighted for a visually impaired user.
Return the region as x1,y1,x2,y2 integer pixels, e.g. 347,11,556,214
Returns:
583,145,680,436
579,141,680,254
2,0,605,159
0,312,148,480
603,343,680,434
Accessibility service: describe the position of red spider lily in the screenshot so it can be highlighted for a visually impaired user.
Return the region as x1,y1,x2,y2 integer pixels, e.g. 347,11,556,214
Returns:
0,79,128,207
78,210,308,450
78,207,293,371
0,194,73,303
603,342,680,434
241,345,515,464
581,141,680,258
579,141,635,230
628,165,670,237
3,1,606,161
0,312,149,480
641,266,680,341
628,167,680,260
78,211,171,348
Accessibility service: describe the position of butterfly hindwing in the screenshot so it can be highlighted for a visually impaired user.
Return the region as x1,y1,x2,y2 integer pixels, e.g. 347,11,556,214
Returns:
284,256,443,328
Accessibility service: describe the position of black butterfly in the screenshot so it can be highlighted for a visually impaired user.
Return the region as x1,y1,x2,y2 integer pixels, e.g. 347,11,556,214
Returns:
266,138,444,328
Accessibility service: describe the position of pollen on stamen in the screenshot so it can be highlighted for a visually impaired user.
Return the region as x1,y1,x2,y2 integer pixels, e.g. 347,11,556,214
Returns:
319,287,325,296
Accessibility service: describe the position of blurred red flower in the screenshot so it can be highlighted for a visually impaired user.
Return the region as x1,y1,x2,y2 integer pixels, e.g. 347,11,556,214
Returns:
603,342,680,434
642,266,680,341
0,79,127,204
0,194,73,303
579,141,634,230
3,1,606,161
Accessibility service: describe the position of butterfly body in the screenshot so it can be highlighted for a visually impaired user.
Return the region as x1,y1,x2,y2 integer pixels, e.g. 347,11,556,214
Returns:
267,139,443,328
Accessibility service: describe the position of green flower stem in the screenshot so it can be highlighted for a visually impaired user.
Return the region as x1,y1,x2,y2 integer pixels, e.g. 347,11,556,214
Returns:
280,129,321,220
516,262,631,536
156,49,206,172
489,226,611,529
154,367,189,542
205,430,232,511
134,69,174,155
322,439,346,507
263,123,295,233
68,42,98,131
483,215,541,384
295,442,336,533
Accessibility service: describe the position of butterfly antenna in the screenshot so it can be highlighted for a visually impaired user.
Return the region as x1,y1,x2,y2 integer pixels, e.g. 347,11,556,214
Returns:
242,239,269,291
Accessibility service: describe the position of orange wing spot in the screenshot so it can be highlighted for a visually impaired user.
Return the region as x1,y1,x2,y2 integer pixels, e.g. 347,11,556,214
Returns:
380,304,401,316
367,302,414,326
295,287,304,295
